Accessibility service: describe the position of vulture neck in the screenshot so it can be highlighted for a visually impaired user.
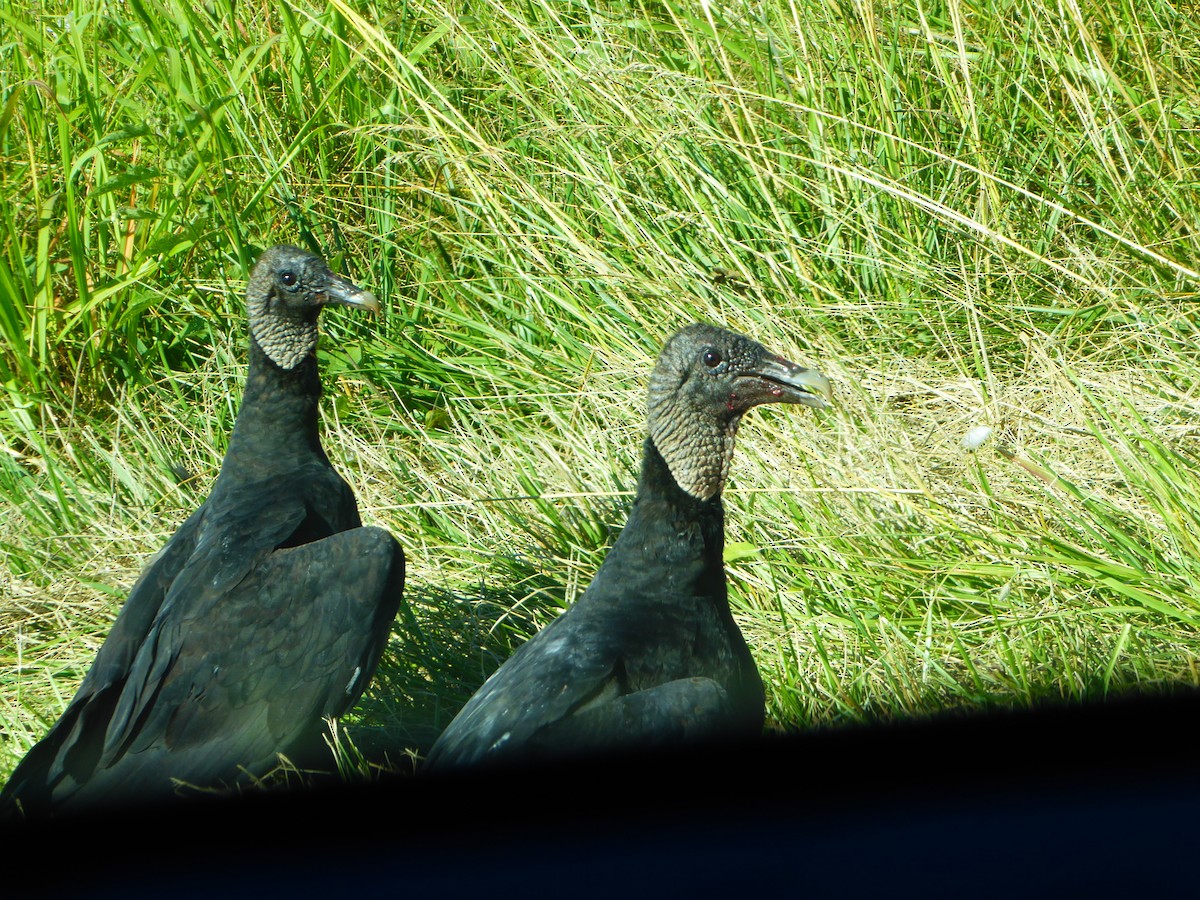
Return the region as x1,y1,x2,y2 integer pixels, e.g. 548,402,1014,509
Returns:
604,437,727,596
221,338,329,474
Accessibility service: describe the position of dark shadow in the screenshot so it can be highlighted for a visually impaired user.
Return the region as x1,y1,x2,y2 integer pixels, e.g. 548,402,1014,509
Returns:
9,687,1200,899
344,574,570,764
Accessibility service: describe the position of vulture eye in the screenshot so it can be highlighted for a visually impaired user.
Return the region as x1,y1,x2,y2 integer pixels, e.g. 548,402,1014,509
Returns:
702,348,723,369
280,271,298,287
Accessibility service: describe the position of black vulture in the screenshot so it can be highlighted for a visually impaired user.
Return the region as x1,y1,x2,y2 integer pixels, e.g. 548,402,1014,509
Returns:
422,323,831,771
0,246,405,818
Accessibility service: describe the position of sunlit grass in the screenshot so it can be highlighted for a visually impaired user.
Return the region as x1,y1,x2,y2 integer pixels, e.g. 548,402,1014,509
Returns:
3,0,1200,781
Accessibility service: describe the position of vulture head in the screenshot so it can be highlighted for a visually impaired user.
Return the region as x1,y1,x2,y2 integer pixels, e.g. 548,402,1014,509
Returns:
246,245,379,370
647,323,832,500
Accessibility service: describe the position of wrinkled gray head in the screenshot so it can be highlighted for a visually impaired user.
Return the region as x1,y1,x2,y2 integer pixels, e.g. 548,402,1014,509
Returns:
647,323,832,500
247,245,379,370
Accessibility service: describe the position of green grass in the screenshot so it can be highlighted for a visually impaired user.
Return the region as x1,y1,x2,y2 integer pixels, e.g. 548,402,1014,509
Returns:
3,0,1200,781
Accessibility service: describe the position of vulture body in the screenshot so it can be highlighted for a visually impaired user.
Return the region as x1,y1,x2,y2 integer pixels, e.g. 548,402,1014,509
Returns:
423,323,830,771
1,246,404,818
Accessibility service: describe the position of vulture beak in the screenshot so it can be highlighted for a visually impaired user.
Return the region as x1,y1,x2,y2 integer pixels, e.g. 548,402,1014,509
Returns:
748,355,833,409
320,272,381,315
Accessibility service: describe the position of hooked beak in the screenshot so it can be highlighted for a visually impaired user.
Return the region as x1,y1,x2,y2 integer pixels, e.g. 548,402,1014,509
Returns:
319,271,381,315
746,355,833,409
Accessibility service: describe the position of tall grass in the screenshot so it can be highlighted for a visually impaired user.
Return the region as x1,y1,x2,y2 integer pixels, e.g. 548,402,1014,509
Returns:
3,0,1200,778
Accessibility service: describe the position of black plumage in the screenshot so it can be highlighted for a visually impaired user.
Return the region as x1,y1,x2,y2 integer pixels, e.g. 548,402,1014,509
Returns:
1,246,405,818
423,323,831,771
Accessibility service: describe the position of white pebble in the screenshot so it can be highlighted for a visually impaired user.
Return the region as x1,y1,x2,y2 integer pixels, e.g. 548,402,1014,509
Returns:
962,425,993,451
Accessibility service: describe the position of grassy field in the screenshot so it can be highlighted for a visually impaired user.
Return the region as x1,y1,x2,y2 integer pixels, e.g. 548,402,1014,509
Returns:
2,0,1200,783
